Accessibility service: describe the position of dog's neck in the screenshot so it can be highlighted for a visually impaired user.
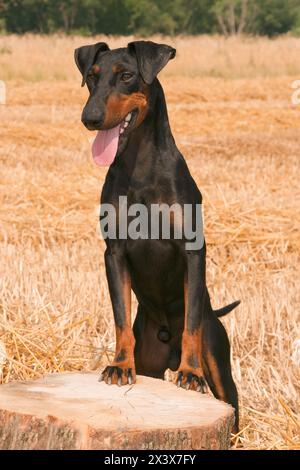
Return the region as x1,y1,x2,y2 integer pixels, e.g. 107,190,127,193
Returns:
115,79,180,179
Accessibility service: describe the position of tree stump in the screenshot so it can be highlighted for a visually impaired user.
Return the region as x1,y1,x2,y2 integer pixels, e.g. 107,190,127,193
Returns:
0,372,234,450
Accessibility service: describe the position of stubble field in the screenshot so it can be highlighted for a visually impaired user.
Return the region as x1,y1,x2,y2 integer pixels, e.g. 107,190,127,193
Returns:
0,35,299,449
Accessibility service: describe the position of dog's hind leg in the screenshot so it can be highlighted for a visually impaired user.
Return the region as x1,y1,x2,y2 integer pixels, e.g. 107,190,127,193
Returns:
202,314,239,433
133,305,170,379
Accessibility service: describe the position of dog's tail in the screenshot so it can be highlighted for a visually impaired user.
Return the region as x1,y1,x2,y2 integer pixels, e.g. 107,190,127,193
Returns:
213,300,241,318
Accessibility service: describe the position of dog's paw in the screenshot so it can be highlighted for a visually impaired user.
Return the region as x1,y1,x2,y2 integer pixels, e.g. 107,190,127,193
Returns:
176,370,208,393
99,365,136,386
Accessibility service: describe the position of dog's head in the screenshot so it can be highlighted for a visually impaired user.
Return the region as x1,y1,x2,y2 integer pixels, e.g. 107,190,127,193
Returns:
75,41,176,166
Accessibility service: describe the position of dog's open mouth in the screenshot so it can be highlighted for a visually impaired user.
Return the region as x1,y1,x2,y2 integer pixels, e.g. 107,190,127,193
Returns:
92,110,137,166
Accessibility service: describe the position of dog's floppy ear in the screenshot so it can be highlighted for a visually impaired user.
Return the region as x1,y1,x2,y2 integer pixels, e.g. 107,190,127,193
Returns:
74,42,109,87
128,41,176,85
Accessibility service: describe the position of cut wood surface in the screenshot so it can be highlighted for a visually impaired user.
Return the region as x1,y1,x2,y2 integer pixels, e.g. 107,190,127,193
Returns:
0,372,234,450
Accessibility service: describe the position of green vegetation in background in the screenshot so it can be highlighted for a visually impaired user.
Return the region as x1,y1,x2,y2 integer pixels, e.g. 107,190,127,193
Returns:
0,0,300,36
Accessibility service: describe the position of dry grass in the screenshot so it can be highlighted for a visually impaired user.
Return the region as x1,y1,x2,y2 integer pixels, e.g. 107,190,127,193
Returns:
0,35,300,450
1,34,300,81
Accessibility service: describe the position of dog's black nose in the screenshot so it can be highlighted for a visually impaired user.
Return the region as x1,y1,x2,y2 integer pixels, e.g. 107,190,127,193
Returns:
82,118,102,130
81,106,104,130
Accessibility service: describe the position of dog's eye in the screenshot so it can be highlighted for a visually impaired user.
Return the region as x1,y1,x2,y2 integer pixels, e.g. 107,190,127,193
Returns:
121,72,133,82
87,65,100,81
87,72,96,81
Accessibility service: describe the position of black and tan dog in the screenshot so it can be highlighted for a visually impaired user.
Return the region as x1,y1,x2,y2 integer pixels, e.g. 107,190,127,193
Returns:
75,41,240,431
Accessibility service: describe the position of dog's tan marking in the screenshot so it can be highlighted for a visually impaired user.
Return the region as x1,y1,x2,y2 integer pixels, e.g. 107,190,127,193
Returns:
91,64,101,74
103,91,149,130
176,277,204,390
205,349,226,401
107,274,135,384
112,63,125,73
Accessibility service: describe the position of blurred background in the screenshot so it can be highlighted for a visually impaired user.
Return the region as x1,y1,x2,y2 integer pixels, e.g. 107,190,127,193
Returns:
0,0,300,451
1,0,300,37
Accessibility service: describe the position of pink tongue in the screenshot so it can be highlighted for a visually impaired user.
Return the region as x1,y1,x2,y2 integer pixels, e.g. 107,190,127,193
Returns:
92,124,120,166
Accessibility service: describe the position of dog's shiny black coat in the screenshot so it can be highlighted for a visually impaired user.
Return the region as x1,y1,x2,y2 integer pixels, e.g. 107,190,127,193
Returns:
75,41,239,431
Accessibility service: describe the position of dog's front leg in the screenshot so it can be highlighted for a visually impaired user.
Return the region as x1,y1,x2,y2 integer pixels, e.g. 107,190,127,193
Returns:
100,246,135,386
176,247,208,392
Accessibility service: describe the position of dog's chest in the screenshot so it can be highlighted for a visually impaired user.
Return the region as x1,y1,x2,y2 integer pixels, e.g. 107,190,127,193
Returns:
127,174,179,206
